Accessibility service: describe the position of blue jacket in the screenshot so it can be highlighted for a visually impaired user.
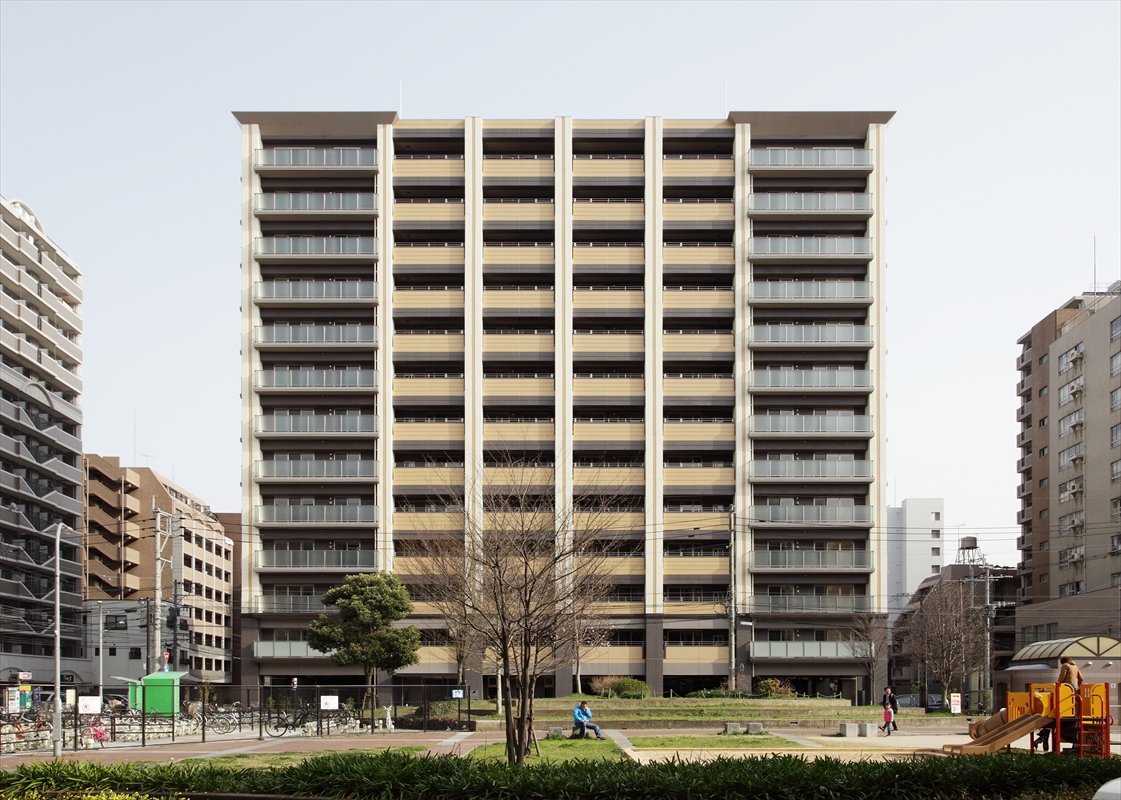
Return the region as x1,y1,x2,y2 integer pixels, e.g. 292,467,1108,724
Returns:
573,704,593,723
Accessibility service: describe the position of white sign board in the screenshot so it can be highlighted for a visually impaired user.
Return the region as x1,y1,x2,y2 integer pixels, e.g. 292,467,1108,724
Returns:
949,692,962,714
78,696,101,715
18,672,31,681
451,689,465,699
320,695,339,711
5,688,18,714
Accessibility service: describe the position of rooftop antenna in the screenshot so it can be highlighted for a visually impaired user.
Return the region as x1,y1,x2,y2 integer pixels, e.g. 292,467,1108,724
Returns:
399,81,403,119
140,452,154,468
723,79,727,118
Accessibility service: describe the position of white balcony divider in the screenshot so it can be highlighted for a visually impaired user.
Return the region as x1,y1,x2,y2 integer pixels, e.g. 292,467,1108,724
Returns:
748,505,873,524
255,280,378,301
749,370,873,389
255,505,379,524
255,414,378,434
750,550,873,568
749,193,872,211
255,325,378,345
749,415,872,434
254,369,378,389
750,460,873,479
255,549,378,569
256,460,378,479
255,147,377,167
750,325,872,344
749,237,872,256
255,236,378,256
255,192,377,211
748,281,872,301
749,148,872,167
749,595,873,613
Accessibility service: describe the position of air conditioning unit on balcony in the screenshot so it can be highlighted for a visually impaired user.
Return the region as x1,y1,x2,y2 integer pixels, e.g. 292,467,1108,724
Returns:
1071,386,1084,397
1071,483,1084,495
1068,554,1084,564
1070,522,1085,534
1070,350,1083,362
1071,420,1084,430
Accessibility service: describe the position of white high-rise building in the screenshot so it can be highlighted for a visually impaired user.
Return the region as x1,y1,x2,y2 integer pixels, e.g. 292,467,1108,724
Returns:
885,498,945,623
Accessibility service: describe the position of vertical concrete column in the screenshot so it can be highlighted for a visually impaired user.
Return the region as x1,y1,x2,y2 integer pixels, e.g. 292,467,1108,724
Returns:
866,122,889,613
643,116,665,695
554,117,575,540
463,118,486,535
240,122,263,618
377,124,395,570
732,122,751,666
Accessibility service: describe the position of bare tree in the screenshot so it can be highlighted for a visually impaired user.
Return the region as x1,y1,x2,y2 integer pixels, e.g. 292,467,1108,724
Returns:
895,580,987,704
554,602,612,695
415,453,626,766
847,612,890,703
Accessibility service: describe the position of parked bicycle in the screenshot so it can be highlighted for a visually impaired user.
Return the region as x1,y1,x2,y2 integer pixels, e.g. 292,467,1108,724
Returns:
266,705,351,736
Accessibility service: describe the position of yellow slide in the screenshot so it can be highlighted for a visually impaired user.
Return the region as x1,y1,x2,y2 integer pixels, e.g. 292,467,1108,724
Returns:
942,711,1054,755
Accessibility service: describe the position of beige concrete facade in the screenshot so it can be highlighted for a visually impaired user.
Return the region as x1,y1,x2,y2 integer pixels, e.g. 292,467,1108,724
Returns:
236,112,893,699
1014,288,1121,647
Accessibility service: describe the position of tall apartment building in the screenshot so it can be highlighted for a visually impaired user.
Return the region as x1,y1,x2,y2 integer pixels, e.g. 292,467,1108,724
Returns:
0,196,86,687
236,111,891,699
885,498,945,623
84,455,235,684
1014,285,1121,645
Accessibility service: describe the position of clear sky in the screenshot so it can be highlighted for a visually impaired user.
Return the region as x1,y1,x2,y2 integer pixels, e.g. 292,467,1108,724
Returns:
1,0,1118,566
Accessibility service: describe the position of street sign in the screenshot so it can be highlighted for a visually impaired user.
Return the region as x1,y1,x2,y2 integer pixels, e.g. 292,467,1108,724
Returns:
320,695,339,710
950,693,962,714
451,689,465,699
17,672,31,681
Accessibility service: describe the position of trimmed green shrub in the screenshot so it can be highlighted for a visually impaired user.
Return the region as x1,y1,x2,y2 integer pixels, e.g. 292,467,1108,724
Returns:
612,677,653,699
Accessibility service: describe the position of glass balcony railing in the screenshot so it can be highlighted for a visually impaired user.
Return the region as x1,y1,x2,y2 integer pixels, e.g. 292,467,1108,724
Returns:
749,370,873,389
255,595,326,613
255,460,378,479
254,369,377,389
255,280,378,301
255,193,377,212
255,147,377,168
253,641,328,657
751,325,872,344
255,505,378,524
750,595,873,613
751,550,873,569
749,193,872,212
751,460,873,479
255,325,378,345
748,505,873,524
255,236,378,256
749,281,872,301
750,641,860,658
749,237,872,257
749,148,872,168
749,415,873,435
255,414,378,434
255,549,378,569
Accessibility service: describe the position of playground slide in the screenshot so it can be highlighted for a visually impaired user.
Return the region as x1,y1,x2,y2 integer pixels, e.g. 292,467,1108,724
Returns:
942,712,1053,756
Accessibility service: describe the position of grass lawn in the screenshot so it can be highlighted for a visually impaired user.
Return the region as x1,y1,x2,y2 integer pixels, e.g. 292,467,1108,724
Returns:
468,737,626,763
177,746,427,769
629,734,804,750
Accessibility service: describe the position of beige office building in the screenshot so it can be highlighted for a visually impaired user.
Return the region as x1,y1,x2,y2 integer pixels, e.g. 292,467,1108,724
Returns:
1014,287,1121,645
236,111,891,699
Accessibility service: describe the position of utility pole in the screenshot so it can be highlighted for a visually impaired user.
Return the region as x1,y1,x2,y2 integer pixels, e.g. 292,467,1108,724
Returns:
151,498,178,673
727,507,736,692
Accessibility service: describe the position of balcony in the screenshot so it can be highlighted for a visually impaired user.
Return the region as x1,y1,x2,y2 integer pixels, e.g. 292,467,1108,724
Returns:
749,370,873,391
749,415,872,437
254,595,327,613
254,236,378,261
1016,429,1032,448
1017,453,1033,472
572,155,644,182
254,369,378,391
253,641,329,658
255,505,379,525
254,193,377,220
1016,533,1032,550
482,156,555,182
1016,506,1033,525
255,414,378,436
749,460,873,480
750,550,873,570
1017,481,1032,499
1016,351,1032,370
661,200,734,228
573,199,644,228
254,147,377,174
748,505,873,524
750,595,872,613
747,148,873,176
1016,401,1032,423
254,550,378,570
254,325,378,348
748,281,872,305
749,237,873,261
750,641,861,658
573,288,644,317
749,325,872,348
748,193,873,220
1017,373,1033,396
254,280,378,304
254,460,379,480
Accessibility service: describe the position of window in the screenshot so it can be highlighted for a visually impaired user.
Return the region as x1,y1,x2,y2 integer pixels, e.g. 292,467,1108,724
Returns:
104,614,127,630
1113,573,1121,588
1111,315,1121,342
931,530,940,539
1113,388,1121,413
1040,541,1049,551
1058,545,1084,568
1047,623,1058,639
932,511,940,521
1058,343,1083,375
1059,581,1084,598
932,565,941,573
1040,354,1049,365
107,647,116,656
1040,446,1049,457
931,547,941,556
1058,376,1085,406
1058,510,1085,535
1112,352,1121,377
1058,409,1084,438
1040,573,1048,583
128,647,142,660
1040,478,1049,488
1112,497,1121,521
1040,386,1049,397
1059,479,1083,502
1039,509,1049,519
1112,460,1121,484
1039,417,1048,427
1112,424,1121,449
1058,442,1084,470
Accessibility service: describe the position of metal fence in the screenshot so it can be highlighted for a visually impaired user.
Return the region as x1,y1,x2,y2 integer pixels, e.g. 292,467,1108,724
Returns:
0,682,471,754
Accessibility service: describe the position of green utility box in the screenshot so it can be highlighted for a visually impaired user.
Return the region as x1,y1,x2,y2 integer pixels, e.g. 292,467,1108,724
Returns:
117,672,187,717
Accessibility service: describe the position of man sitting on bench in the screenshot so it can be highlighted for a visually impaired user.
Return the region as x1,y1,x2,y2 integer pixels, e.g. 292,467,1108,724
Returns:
573,700,607,739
